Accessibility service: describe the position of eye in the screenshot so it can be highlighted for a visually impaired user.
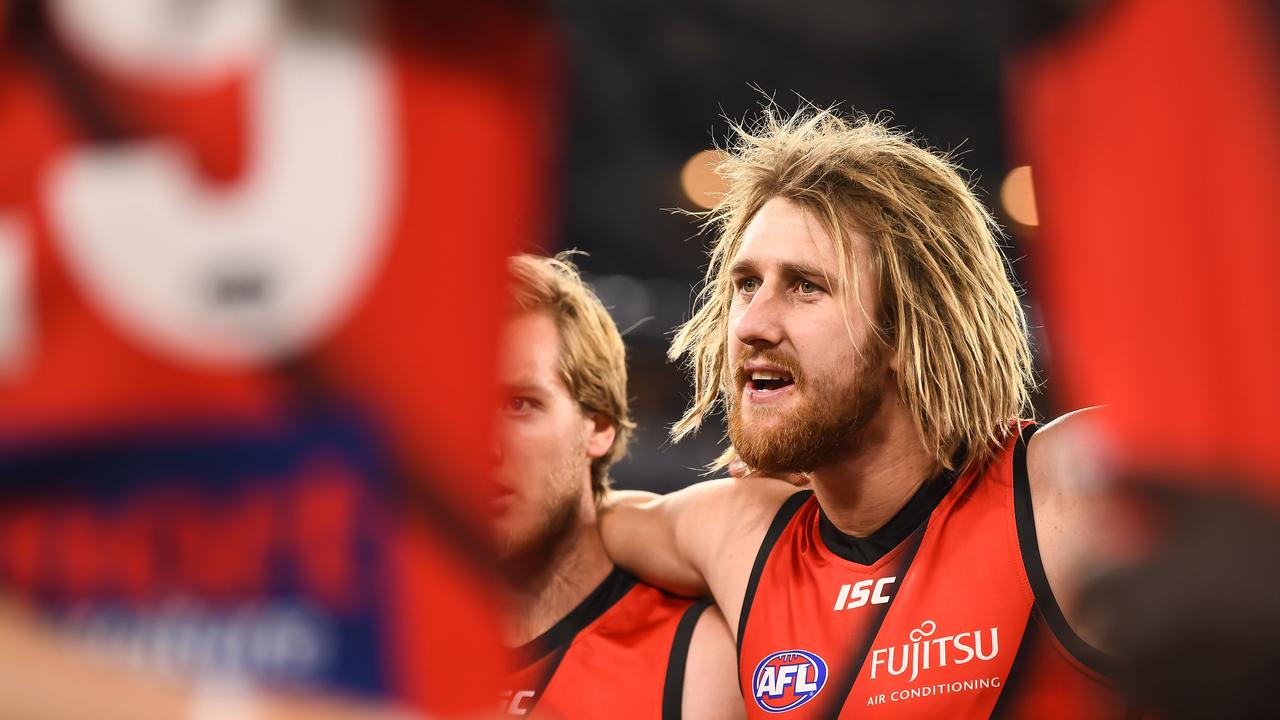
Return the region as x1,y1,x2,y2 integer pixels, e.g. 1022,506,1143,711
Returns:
736,277,760,294
505,396,532,413
797,279,822,295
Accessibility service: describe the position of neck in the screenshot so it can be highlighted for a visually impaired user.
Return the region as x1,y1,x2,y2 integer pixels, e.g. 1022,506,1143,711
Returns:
809,395,939,537
504,499,614,648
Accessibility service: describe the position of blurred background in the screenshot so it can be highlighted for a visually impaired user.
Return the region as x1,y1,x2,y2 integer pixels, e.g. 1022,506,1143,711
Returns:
0,0,1276,717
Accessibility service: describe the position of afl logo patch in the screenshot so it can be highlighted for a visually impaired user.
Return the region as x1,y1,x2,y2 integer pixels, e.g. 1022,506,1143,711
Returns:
752,649,828,713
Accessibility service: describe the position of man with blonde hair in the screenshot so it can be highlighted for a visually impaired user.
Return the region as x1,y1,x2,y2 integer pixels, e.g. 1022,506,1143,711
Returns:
494,253,742,718
602,107,1131,717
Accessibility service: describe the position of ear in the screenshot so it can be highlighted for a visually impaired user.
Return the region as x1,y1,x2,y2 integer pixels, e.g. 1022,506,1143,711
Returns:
877,326,899,374
583,411,617,461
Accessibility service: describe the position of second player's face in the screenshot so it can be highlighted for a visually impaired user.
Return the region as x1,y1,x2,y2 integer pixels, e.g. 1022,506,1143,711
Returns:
725,197,891,472
493,310,613,559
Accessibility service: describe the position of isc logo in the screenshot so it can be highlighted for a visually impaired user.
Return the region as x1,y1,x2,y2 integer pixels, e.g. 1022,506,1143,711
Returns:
752,649,828,713
833,576,896,611
499,690,536,716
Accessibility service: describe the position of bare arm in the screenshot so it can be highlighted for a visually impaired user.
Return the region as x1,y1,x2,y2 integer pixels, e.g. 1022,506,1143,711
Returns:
600,482,733,598
682,604,746,720
601,478,798,626
1027,407,1119,651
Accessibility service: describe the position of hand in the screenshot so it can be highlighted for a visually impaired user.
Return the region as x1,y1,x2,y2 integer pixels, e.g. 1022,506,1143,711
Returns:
1081,478,1280,720
726,453,809,486
599,488,660,512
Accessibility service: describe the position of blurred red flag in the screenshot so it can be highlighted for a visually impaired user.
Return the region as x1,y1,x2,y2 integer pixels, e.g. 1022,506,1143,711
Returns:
0,0,559,712
1011,0,1280,503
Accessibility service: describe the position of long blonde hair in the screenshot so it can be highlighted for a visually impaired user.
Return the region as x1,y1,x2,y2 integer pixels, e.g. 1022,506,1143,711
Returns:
509,253,636,502
669,104,1035,473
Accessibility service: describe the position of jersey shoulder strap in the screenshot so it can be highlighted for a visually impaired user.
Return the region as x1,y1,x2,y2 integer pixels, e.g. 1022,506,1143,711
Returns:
514,566,637,712
660,600,712,720
1010,421,1115,676
737,489,814,657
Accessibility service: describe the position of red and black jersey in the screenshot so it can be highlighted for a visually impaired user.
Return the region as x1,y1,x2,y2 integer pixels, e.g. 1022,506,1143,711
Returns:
737,424,1134,718
502,567,709,718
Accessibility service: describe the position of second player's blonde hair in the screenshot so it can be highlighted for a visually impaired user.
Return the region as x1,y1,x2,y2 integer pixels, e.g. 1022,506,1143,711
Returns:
509,253,635,502
670,104,1035,472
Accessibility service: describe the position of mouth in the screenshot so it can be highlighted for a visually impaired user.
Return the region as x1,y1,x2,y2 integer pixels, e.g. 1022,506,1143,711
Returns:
743,368,797,402
490,485,517,513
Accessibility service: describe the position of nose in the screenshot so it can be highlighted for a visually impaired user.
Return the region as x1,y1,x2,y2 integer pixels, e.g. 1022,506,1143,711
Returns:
491,416,509,467
490,435,504,467
733,283,785,348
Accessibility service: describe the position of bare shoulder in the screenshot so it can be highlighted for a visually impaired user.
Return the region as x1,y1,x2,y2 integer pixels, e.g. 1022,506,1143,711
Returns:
675,475,806,632
675,473,800,512
1025,407,1115,649
601,474,802,604
1027,407,1108,489
670,474,803,549
1026,408,1111,539
717,473,802,523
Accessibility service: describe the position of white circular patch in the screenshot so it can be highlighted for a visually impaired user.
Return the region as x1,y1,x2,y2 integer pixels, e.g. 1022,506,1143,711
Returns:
45,27,396,368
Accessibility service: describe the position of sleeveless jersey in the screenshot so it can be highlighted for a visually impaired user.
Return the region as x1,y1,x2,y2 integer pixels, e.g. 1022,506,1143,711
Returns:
737,424,1133,718
502,568,708,718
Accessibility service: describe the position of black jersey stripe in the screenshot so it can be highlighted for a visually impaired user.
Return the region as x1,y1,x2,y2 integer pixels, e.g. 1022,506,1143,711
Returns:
1011,422,1118,677
816,466,958,565
737,490,814,660
514,566,637,665
517,567,638,715
818,524,928,720
989,605,1039,719
661,600,712,720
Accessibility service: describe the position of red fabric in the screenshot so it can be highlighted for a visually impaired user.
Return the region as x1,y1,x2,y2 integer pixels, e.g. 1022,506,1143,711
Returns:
1010,0,1280,502
739,434,1127,718
503,583,692,718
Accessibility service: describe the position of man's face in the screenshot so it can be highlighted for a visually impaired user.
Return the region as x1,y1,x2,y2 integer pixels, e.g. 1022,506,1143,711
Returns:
726,197,892,473
493,310,614,563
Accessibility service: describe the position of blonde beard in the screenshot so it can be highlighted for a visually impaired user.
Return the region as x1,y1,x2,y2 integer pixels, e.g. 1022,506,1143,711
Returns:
495,434,589,577
728,343,889,473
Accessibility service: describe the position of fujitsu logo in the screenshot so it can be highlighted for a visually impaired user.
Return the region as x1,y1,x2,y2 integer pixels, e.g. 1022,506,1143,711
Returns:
869,620,999,683
833,577,896,611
